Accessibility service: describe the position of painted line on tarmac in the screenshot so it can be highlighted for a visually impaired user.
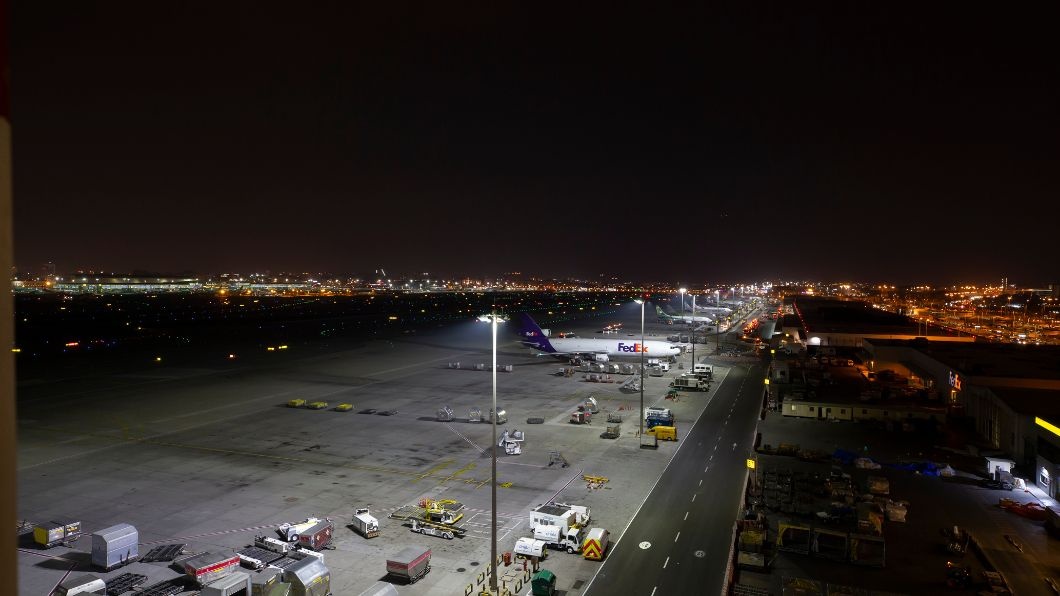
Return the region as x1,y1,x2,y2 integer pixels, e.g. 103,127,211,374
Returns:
140,522,281,545
663,556,669,569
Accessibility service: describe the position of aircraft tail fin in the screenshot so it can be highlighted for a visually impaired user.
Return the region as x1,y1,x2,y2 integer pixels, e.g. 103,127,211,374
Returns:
515,313,556,352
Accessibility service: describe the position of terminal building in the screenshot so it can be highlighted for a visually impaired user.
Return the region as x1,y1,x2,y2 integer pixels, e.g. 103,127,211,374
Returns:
779,296,974,348
774,297,1060,496
863,339,1060,497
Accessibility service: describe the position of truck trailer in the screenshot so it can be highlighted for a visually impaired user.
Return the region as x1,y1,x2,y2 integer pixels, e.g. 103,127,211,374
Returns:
34,520,82,549
386,546,431,584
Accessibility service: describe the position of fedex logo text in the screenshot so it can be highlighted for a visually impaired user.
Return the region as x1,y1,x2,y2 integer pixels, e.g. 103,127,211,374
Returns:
617,342,648,353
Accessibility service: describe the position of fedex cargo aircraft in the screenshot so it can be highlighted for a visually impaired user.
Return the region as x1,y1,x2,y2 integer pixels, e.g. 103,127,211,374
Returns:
516,313,680,362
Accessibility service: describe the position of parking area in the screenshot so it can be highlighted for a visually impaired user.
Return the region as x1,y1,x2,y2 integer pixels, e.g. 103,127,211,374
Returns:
735,413,1060,595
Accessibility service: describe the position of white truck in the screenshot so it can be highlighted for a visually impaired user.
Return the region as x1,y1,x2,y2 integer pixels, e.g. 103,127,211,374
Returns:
672,375,708,391
693,363,713,378
533,525,585,554
530,503,591,531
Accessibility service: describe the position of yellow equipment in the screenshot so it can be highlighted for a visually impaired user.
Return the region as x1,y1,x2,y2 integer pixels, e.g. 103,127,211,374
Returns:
649,426,677,441
418,498,464,524
287,399,306,408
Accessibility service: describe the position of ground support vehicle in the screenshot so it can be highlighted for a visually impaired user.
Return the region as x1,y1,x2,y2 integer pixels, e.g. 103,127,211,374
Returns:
534,525,584,554
351,508,380,538
389,504,467,539
582,528,609,560
671,375,708,391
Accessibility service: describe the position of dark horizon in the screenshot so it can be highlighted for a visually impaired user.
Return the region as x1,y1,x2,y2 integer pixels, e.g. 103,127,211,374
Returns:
10,3,1059,285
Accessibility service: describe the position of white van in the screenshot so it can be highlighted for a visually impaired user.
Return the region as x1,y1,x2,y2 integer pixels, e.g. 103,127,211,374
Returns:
693,363,713,377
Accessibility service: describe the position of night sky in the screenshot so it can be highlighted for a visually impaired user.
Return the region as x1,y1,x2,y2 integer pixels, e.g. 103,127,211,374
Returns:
10,3,1060,284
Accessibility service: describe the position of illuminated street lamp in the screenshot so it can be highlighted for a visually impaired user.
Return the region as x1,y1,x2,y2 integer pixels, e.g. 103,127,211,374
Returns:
477,312,507,594
634,299,645,443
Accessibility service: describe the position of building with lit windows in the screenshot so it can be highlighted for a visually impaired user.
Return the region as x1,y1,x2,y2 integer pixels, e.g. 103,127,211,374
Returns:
863,339,1060,494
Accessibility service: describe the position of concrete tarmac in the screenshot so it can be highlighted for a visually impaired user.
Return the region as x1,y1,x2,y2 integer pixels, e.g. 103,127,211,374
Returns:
16,301,762,595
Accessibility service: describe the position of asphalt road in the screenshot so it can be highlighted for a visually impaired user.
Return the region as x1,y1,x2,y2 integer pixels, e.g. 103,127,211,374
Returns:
586,351,765,596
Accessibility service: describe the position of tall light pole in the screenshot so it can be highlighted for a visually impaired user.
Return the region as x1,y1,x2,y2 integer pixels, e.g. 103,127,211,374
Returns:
634,299,645,442
477,313,506,594
680,288,695,369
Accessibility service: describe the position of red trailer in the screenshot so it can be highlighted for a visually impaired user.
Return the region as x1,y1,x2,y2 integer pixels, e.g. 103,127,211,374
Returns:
183,551,239,586
386,546,431,584
296,520,334,551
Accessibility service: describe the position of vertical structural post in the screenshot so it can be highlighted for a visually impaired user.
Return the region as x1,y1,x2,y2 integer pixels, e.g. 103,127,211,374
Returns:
639,300,644,440
690,293,695,368
489,313,498,594
0,2,17,590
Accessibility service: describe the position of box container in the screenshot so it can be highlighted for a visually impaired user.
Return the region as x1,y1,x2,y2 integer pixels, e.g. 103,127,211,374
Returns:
282,556,331,596
34,519,82,549
201,571,252,596
184,550,240,586
91,524,138,571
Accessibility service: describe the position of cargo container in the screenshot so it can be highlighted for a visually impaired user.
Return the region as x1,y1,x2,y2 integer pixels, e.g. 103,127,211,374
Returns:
184,550,240,586
91,524,138,571
34,519,82,549
201,571,252,596
295,520,334,551
582,528,609,560
357,581,399,596
56,574,105,596
386,546,431,584
514,537,547,559
283,556,330,596
265,584,292,596
250,570,282,596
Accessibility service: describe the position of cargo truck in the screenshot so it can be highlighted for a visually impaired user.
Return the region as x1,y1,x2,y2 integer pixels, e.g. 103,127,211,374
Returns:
386,546,431,584
671,375,708,391
533,525,584,553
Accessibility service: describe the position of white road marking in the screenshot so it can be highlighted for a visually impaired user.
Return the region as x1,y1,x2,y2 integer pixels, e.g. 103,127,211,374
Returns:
651,587,657,596
674,531,680,542
663,556,669,569
691,494,696,502
704,465,709,473
698,479,703,486
684,511,689,520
